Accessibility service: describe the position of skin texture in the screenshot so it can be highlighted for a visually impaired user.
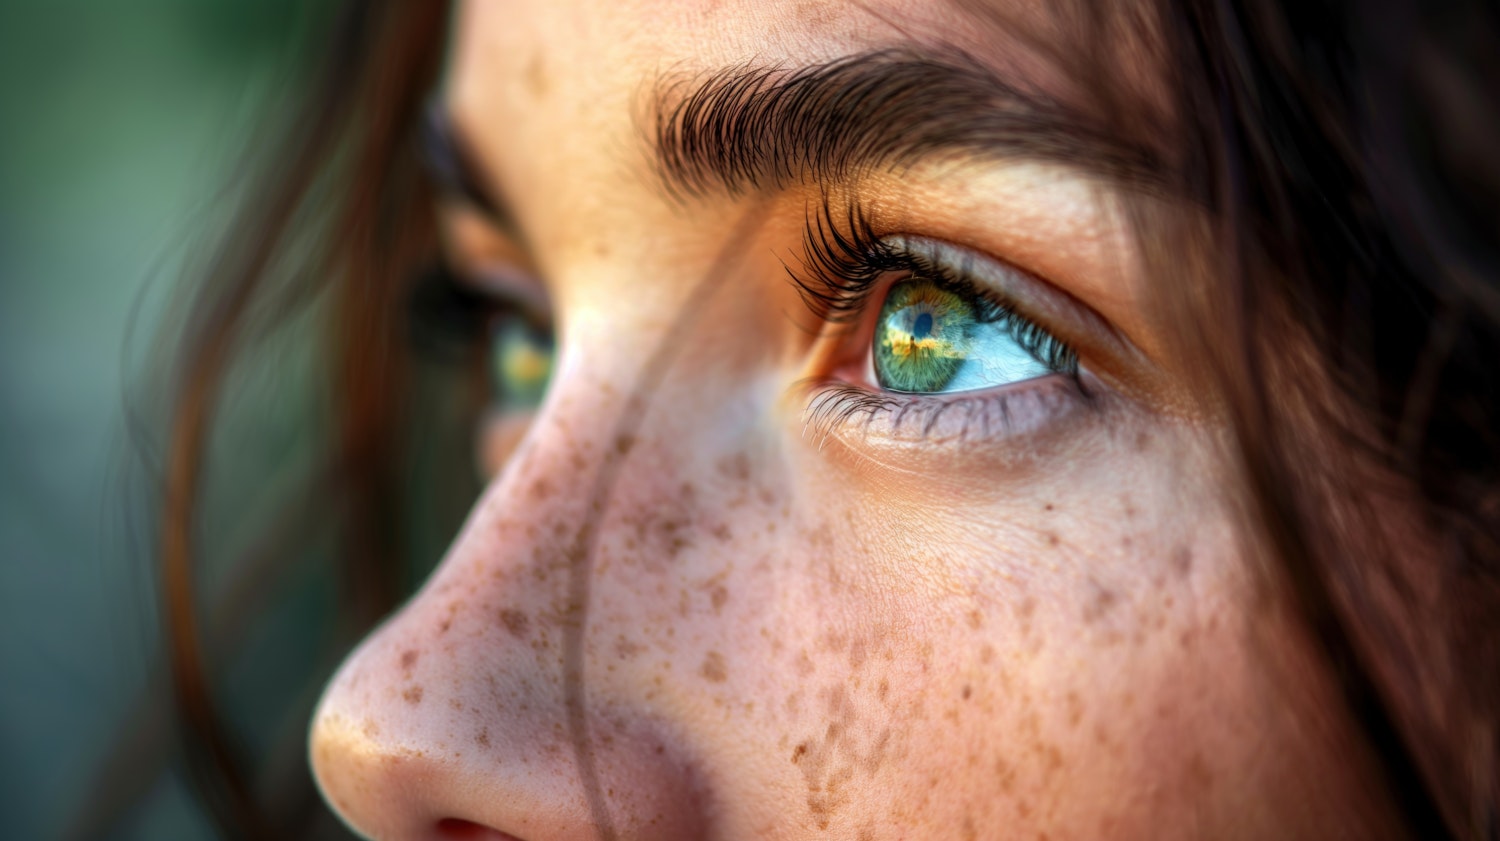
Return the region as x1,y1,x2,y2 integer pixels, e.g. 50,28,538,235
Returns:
309,1,1404,839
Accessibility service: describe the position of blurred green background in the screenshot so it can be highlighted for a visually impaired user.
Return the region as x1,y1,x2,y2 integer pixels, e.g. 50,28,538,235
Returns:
0,1,344,837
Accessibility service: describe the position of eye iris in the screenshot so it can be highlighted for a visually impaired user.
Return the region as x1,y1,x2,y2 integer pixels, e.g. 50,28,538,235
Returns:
873,279,975,393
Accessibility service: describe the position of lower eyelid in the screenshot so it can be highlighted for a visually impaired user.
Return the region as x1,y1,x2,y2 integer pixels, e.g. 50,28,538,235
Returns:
798,374,1088,451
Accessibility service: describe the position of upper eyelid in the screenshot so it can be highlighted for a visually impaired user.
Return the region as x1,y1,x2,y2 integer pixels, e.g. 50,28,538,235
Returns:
799,212,1157,400
437,206,553,327
890,236,1051,318
421,105,505,219
793,202,1076,344
422,103,540,257
890,234,1137,366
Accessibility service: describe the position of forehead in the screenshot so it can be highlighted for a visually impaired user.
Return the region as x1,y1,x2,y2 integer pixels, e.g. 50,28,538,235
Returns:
449,0,1067,82
445,0,1162,158
443,0,1167,272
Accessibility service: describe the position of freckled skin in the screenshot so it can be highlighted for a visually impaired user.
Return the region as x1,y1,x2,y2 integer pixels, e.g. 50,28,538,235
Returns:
308,1,1405,840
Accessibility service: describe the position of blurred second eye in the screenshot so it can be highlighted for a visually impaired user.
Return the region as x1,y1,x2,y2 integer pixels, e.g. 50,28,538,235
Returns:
489,311,553,412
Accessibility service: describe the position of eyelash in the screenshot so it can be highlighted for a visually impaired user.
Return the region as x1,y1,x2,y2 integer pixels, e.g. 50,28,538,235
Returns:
408,262,505,362
797,197,1077,371
792,196,1083,442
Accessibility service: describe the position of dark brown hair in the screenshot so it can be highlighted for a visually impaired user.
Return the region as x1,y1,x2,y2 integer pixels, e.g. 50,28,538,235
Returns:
132,1,1500,838
155,3,451,837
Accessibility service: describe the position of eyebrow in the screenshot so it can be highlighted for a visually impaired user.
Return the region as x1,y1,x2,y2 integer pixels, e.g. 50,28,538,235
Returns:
652,48,1165,200
419,101,522,237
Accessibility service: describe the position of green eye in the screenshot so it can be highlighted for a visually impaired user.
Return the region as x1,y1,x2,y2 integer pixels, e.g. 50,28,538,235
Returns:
873,277,1068,394
873,280,974,392
489,312,553,410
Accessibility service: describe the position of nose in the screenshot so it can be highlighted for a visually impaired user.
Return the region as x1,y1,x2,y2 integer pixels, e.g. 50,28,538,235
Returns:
308,388,712,840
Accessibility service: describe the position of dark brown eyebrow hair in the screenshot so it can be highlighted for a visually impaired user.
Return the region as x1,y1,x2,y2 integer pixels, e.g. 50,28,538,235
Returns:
419,101,527,242
651,48,1167,201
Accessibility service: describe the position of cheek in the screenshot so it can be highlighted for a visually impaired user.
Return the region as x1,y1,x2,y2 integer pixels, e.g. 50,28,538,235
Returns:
665,428,1282,837
314,351,1382,841
717,529,1248,839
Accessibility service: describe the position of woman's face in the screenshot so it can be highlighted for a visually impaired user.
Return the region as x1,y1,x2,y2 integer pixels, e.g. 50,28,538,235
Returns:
310,1,1399,838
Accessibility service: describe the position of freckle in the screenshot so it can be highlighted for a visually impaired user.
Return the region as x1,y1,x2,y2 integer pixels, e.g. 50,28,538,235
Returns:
877,679,890,701
399,649,419,672
994,756,1016,789
820,631,847,653
718,451,752,481
1188,751,1213,783
524,53,550,97
967,609,984,629
795,650,814,676
531,477,552,500
1172,545,1194,577
1016,597,1036,620
1044,502,1055,512
791,742,808,763
961,685,972,700
711,523,732,542
1045,532,1060,546
500,609,530,638
477,728,490,747
848,638,867,669
710,585,729,613
979,644,995,664
700,650,728,683
402,686,424,705
1083,586,1118,623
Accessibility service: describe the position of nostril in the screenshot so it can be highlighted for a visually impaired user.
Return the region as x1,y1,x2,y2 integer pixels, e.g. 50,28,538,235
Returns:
435,818,523,841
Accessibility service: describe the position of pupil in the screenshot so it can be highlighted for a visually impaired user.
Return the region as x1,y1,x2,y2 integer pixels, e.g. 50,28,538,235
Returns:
912,312,933,339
